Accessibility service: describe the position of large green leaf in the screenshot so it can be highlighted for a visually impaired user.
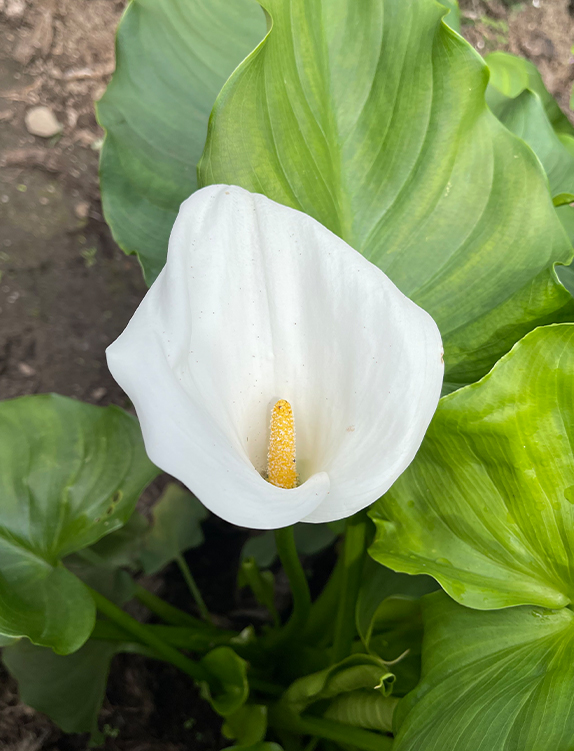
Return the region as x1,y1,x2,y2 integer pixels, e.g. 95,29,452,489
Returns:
370,324,574,610
97,0,266,284
489,90,574,202
393,592,574,751
199,0,574,388
485,55,574,245
3,638,118,734
485,51,574,138
0,394,158,653
139,483,207,575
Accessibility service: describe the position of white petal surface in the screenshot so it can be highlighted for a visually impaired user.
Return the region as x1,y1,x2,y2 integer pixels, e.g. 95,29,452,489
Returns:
107,185,443,528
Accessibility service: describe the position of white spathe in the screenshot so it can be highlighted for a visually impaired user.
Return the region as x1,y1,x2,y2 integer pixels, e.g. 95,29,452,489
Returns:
107,185,444,529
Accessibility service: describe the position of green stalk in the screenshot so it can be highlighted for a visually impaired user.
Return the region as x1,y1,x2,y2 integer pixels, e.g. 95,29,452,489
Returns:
176,553,212,623
88,587,213,684
301,553,344,645
134,584,208,628
268,704,392,751
331,511,369,663
273,525,312,642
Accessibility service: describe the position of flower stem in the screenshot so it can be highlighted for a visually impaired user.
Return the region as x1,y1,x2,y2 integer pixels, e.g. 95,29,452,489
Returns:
175,554,212,623
331,510,369,663
268,704,392,751
274,525,311,640
134,584,208,628
88,586,213,684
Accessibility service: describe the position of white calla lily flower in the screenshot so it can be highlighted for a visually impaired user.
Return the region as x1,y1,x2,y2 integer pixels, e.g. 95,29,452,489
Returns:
107,185,443,529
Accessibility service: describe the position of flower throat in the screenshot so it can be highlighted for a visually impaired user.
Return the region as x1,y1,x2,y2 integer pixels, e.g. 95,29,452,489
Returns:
267,399,298,489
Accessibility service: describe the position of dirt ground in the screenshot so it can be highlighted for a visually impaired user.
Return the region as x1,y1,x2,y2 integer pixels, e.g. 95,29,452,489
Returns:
0,0,573,749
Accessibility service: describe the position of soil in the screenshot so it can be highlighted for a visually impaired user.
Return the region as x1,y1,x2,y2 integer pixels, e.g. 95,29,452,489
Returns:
0,0,573,749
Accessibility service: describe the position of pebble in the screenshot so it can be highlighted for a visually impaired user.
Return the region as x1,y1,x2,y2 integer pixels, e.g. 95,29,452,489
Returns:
17,362,36,378
74,201,90,219
24,106,62,138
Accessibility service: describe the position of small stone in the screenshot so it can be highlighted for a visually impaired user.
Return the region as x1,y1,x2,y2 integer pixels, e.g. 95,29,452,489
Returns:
4,0,26,20
74,201,90,219
17,362,36,377
90,387,107,402
24,106,62,138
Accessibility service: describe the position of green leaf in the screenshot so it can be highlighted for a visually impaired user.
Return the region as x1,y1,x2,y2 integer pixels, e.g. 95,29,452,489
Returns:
485,56,574,245
370,324,574,610
356,557,437,650
199,0,574,388
489,90,574,201
89,511,150,568
486,51,574,137
97,0,266,284
139,483,208,575
356,558,438,696
3,638,118,733
553,193,574,208
284,655,395,716
200,646,249,717
222,704,267,748
0,394,158,654
439,0,460,33
393,592,574,751
323,691,398,733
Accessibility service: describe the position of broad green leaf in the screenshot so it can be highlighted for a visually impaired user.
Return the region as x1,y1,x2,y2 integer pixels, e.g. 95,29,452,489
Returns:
284,654,395,715
200,646,249,717
356,559,438,695
139,483,208,575
222,704,267,748
323,691,398,733
393,592,574,751
199,0,574,388
489,90,574,201
356,558,437,650
0,394,158,653
88,511,150,568
438,0,460,33
65,550,136,606
370,324,574,610
97,0,266,284
3,638,117,733
486,51,574,137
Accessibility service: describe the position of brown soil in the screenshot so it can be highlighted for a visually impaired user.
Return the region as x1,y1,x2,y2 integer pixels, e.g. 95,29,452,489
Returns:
0,0,573,749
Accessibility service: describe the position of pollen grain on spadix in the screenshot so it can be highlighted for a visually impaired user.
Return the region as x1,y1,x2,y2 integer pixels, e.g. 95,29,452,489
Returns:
267,399,298,489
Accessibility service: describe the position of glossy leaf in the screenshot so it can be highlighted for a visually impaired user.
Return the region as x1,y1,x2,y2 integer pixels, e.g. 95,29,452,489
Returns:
486,51,574,137
356,557,437,650
139,483,208,575
3,638,118,734
284,654,395,715
97,0,266,284
222,704,267,748
199,0,574,388
370,324,574,610
393,592,574,751
0,395,157,654
489,90,574,201
323,691,397,733
200,646,249,717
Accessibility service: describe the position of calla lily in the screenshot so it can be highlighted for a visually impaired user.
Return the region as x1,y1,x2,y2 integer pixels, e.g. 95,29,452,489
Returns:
107,185,443,529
